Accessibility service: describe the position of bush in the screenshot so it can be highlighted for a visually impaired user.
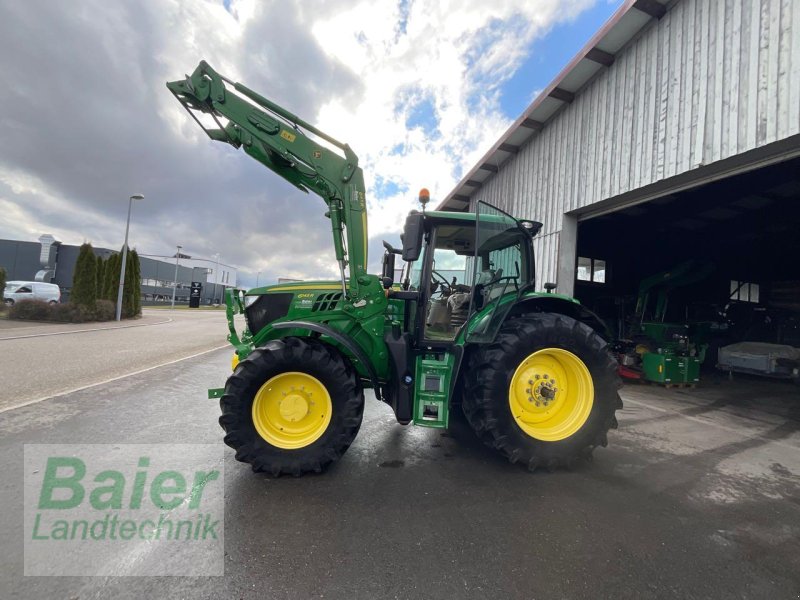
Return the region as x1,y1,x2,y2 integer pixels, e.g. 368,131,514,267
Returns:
94,299,115,321
49,303,94,323
9,299,52,321
9,298,118,323
0,267,6,298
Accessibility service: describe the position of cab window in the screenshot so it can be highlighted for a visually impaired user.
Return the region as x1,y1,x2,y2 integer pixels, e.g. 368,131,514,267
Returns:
423,224,475,341
406,244,427,291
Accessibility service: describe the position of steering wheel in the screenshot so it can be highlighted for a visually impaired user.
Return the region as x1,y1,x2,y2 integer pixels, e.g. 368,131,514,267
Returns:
431,270,452,296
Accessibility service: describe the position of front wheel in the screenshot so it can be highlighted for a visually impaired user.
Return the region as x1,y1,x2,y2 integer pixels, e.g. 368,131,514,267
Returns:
463,313,621,471
219,337,364,476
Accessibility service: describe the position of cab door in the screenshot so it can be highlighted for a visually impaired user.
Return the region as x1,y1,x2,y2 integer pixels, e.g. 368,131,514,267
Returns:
466,201,532,343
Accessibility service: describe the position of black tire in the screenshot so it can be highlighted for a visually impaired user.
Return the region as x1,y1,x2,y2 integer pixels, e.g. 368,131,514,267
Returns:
219,337,364,476
463,313,622,472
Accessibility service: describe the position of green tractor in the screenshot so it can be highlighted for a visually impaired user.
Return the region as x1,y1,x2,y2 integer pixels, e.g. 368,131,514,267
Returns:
168,61,621,476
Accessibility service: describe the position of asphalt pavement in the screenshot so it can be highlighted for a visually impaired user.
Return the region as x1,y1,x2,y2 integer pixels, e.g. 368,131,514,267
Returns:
0,337,798,599
0,308,228,411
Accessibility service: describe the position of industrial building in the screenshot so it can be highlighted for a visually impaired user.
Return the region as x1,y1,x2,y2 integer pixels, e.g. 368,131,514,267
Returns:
439,0,799,382
0,235,236,305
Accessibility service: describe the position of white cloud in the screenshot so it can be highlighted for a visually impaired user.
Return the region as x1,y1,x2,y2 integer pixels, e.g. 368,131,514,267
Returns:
0,0,597,286
310,0,595,253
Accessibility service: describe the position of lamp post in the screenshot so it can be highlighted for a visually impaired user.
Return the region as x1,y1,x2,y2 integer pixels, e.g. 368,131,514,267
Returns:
213,253,221,304
256,271,261,287
171,245,182,309
116,194,144,321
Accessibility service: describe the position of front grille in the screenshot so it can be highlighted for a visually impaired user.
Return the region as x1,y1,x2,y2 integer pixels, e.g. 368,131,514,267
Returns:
312,292,342,312
245,293,293,334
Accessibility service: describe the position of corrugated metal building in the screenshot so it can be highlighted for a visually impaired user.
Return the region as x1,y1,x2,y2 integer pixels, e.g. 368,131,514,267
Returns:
438,0,800,318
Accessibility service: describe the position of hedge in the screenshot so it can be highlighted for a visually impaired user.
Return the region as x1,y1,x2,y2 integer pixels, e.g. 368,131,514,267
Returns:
9,299,116,323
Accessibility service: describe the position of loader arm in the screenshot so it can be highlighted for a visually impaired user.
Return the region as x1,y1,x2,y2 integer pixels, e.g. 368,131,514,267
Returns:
166,61,368,298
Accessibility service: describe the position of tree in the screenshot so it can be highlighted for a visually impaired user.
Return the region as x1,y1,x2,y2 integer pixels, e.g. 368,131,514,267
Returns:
130,249,142,316
71,243,97,308
103,253,119,301
95,257,105,300
0,267,6,304
120,247,143,318
122,249,135,318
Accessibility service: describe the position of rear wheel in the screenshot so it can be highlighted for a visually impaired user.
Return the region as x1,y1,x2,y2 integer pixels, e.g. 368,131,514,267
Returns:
219,337,364,476
463,313,621,471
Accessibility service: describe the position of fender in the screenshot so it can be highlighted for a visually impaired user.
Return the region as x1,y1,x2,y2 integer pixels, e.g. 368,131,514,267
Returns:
272,320,383,400
509,295,613,341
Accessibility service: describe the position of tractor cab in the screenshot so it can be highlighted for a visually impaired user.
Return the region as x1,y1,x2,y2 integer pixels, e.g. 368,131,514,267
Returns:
382,200,542,345
377,200,543,429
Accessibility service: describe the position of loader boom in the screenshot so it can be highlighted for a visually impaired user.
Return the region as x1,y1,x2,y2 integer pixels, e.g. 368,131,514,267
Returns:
167,61,368,297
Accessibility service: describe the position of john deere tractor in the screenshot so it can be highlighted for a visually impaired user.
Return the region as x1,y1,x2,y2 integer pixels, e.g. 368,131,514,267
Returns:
168,61,621,476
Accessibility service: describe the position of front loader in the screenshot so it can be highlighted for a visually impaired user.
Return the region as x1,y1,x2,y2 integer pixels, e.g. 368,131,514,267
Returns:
168,61,621,476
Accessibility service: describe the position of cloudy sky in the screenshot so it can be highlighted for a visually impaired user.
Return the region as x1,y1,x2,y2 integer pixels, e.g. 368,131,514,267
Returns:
0,0,621,287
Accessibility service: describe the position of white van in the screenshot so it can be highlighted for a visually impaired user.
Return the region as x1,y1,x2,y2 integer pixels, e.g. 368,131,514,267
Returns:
3,281,61,305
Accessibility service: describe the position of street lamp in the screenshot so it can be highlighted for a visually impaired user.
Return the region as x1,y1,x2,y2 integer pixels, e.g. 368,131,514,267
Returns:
256,271,261,287
116,194,144,321
171,245,182,309
213,253,221,305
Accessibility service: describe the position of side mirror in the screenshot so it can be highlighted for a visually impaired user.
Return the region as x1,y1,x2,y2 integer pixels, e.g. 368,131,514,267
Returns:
383,240,401,255
382,250,396,284
401,212,424,261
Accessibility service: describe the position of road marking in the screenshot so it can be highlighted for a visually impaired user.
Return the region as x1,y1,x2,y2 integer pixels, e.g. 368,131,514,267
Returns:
623,397,800,451
0,345,230,414
0,317,174,341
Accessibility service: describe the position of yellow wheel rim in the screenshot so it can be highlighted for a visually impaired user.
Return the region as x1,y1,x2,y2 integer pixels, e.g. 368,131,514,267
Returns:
252,372,333,449
508,348,594,442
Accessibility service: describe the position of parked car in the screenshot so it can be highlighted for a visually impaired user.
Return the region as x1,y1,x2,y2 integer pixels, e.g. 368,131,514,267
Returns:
3,281,61,305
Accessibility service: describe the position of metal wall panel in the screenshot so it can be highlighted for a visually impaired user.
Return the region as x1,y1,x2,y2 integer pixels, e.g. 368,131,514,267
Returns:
534,232,560,290
470,0,799,289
